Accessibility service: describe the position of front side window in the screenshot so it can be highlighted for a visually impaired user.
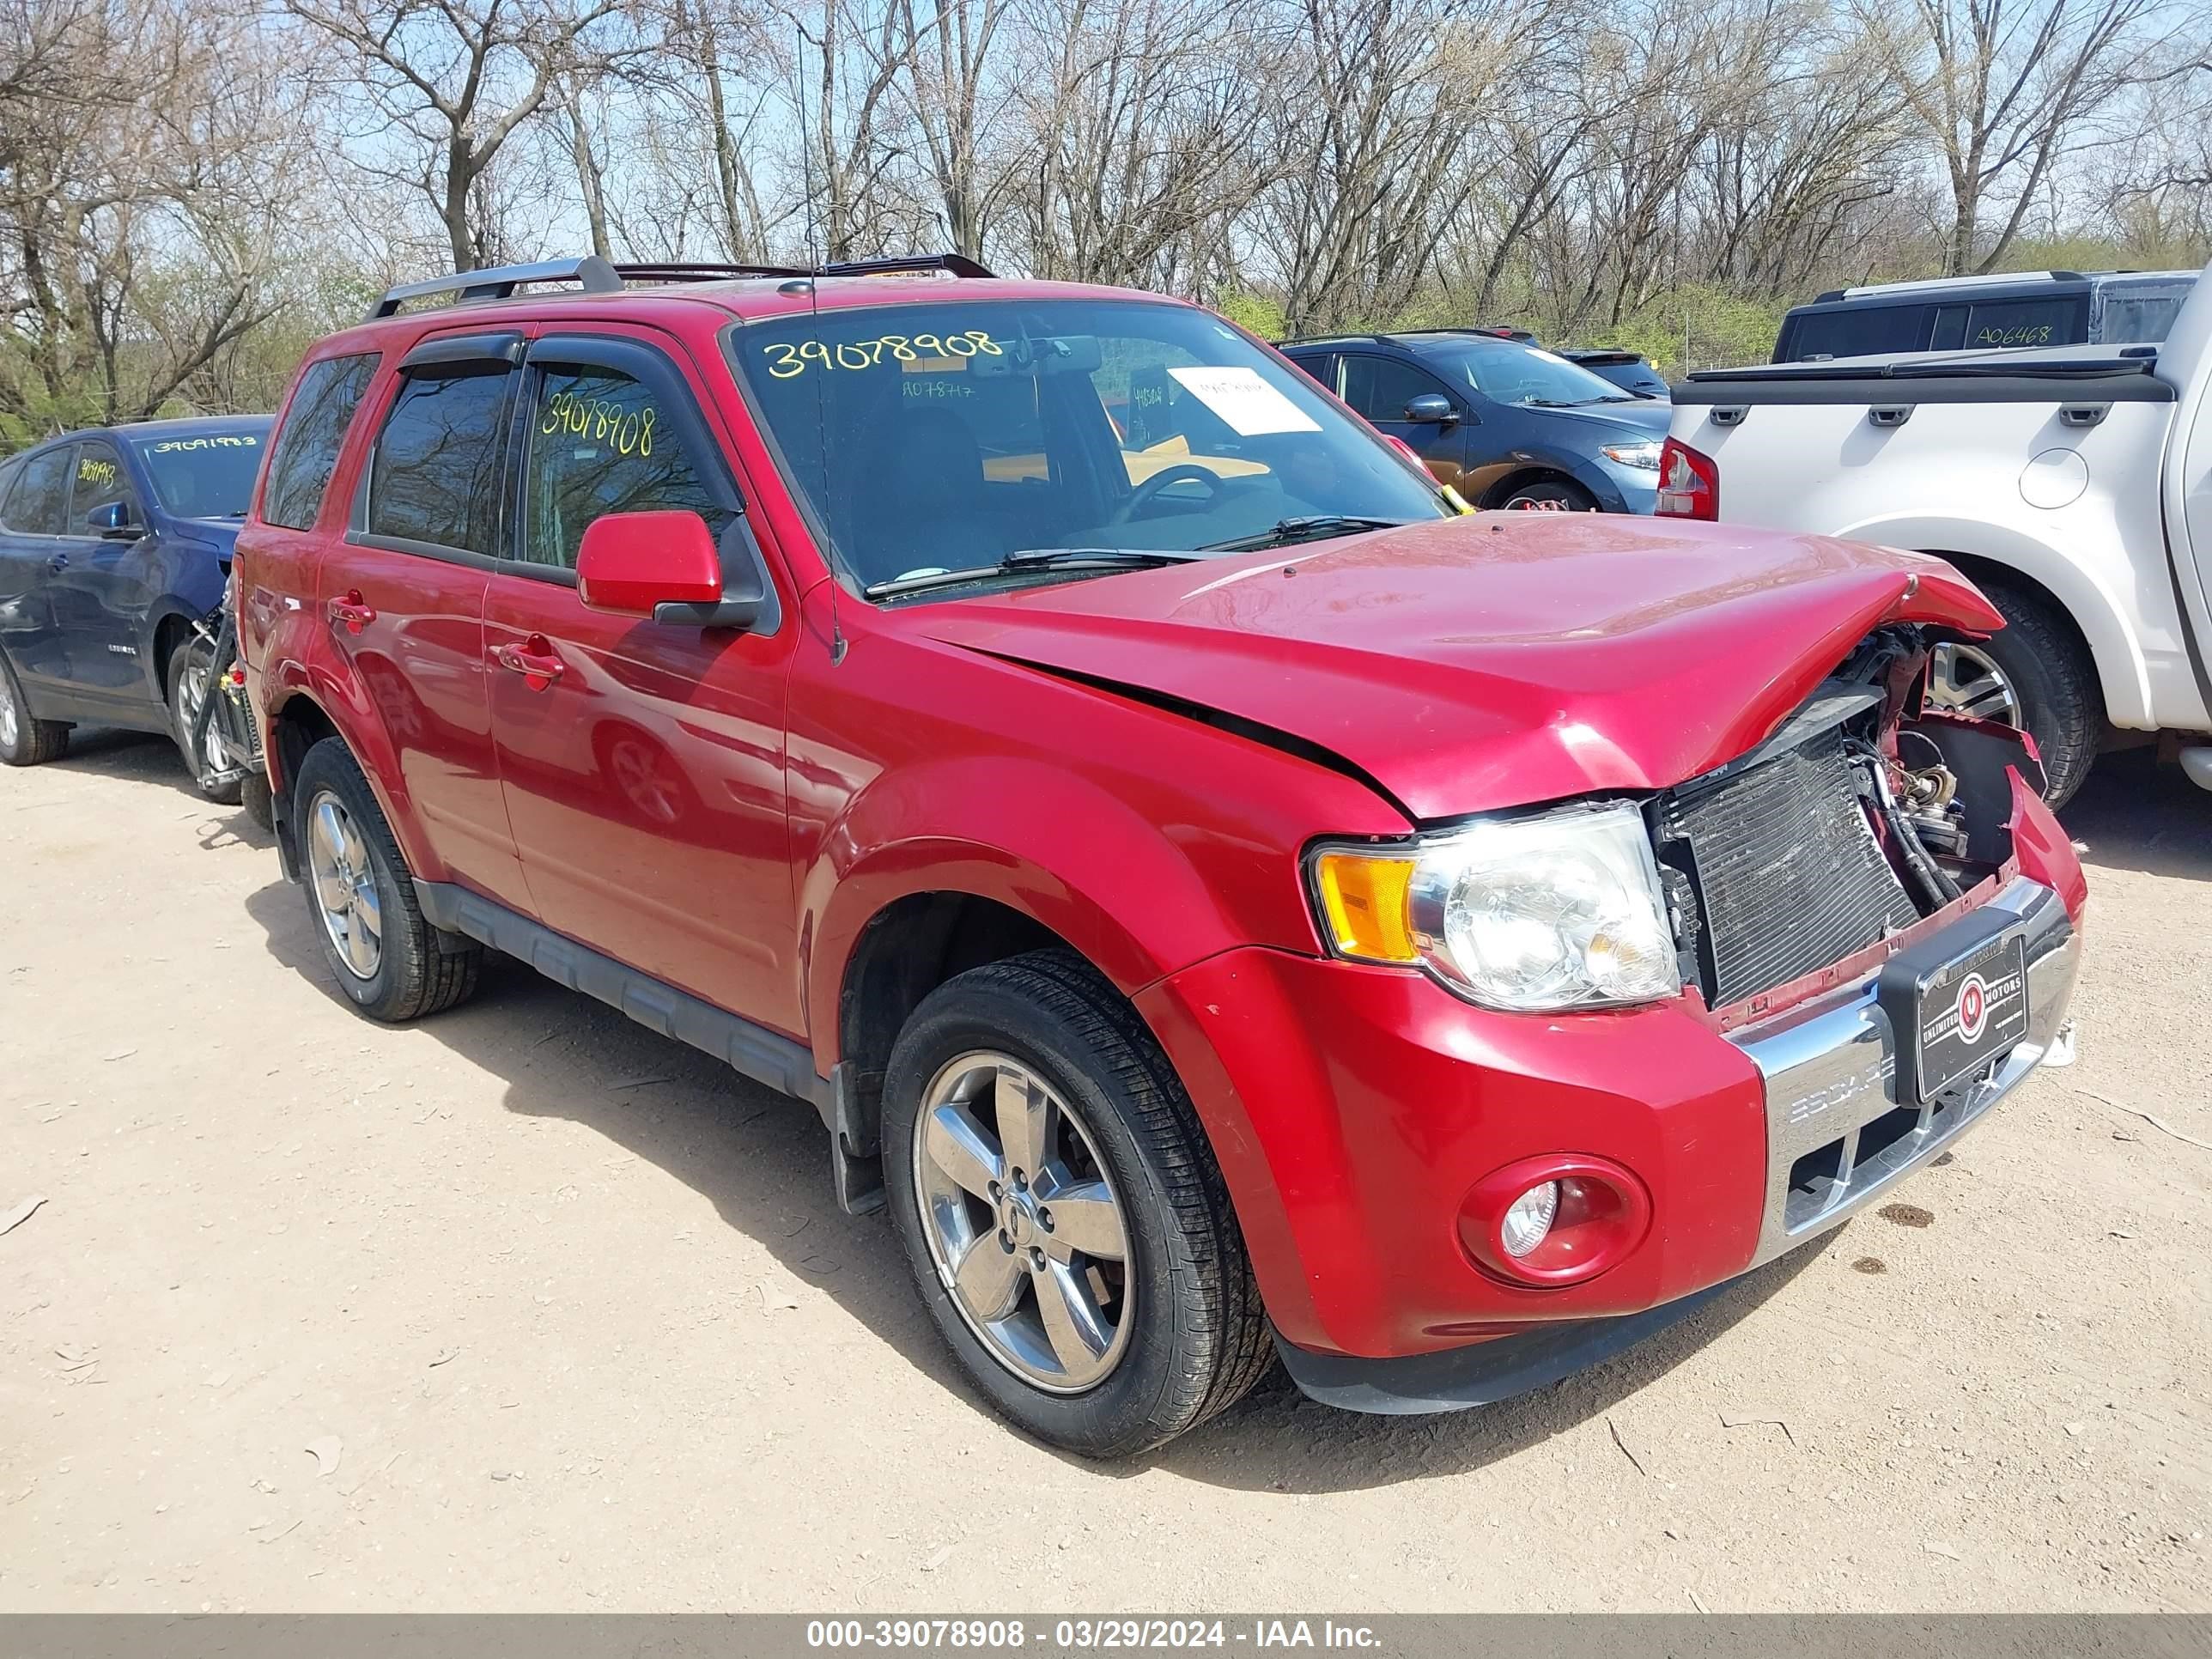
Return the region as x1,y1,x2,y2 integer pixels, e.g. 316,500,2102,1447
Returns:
134,427,270,520
728,299,1449,596
366,366,513,554
520,364,731,569
263,356,378,530
3,447,73,536
68,441,133,529
1340,355,1451,421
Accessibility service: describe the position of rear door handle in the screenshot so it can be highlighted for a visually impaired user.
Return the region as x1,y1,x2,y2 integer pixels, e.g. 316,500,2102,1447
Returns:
327,592,376,634
493,639,566,689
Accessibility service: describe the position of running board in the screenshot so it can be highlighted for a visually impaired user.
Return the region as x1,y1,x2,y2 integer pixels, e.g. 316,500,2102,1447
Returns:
411,879,836,1121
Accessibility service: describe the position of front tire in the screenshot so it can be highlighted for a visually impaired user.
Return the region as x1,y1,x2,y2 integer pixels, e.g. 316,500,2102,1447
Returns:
1496,477,1597,512
1930,576,2102,808
290,737,480,1022
167,637,243,805
0,648,70,766
881,950,1273,1456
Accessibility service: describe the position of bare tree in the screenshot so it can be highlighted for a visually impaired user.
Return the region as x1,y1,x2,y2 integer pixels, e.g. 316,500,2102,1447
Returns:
1864,0,2165,273
0,0,298,437
284,0,640,271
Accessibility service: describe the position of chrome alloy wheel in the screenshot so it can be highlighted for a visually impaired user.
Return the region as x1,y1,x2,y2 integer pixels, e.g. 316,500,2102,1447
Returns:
913,1054,1133,1393
0,671,18,750
307,791,383,981
179,651,231,777
1926,641,2022,726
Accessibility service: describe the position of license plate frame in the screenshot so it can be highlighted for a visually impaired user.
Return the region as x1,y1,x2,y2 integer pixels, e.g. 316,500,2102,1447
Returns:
1878,915,2031,1104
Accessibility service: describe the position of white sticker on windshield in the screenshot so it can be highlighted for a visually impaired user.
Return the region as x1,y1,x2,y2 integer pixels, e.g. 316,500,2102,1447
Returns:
1166,367,1321,436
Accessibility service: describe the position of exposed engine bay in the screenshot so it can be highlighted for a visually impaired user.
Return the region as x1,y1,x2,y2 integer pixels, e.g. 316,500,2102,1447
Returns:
1647,623,2042,1011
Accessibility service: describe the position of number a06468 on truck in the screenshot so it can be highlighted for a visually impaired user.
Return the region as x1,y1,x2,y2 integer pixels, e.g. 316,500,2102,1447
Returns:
232,256,2084,1455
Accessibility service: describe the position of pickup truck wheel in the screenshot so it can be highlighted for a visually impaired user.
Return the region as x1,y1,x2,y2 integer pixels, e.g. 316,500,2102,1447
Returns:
881,950,1273,1456
166,638,244,805
1933,577,2102,808
290,737,481,1022
0,649,70,766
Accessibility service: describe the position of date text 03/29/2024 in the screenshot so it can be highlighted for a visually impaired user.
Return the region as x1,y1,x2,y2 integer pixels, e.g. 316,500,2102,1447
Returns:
805,1620,1382,1650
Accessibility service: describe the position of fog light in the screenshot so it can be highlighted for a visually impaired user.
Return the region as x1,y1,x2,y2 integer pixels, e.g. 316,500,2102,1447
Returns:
1500,1182,1559,1257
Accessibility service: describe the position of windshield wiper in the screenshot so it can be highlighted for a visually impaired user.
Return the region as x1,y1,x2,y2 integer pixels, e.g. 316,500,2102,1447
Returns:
1197,515,1408,554
862,547,1201,600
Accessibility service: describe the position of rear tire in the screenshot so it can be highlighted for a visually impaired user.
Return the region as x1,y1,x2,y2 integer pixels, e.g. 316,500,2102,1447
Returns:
1938,576,2102,809
166,637,243,805
290,736,480,1022
881,949,1273,1456
0,648,70,766
240,770,275,832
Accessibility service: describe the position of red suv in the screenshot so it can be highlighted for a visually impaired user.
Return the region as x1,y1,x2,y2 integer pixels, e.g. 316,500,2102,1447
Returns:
236,255,2087,1455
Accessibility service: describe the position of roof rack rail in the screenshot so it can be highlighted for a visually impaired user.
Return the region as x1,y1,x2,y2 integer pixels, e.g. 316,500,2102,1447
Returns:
613,260,813,283
816,253,994,279
367,256,624,320
365,250,997,322
1829,269,2092,302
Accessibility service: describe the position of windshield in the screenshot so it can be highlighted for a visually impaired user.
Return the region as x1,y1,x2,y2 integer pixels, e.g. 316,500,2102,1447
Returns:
728,299,1449,596
1452,343,1640,406
130,426,270,517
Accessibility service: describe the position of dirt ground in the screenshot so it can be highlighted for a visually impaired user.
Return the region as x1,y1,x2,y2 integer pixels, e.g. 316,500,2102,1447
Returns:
2,730,2207,1614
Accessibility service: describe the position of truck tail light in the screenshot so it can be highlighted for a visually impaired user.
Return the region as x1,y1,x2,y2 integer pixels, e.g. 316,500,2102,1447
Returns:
1655,438,1718,520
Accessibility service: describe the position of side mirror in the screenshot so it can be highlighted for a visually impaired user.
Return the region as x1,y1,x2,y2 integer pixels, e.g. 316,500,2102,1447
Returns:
1402,393,1457,425
576,510,763,631
87,501,140,538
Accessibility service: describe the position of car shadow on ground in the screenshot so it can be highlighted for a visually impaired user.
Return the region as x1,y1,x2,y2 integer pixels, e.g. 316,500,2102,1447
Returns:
2059,749,2210,880
241,868,1840,1492
41,726,274,852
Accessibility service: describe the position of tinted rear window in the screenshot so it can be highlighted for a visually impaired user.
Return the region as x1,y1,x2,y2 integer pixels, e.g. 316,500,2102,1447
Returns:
366,366,513,554
1781,305,1928,361
263,356,379,530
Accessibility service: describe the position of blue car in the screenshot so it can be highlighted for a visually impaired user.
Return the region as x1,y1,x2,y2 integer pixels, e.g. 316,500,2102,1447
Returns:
1277,330,1671,512
0,415,272,795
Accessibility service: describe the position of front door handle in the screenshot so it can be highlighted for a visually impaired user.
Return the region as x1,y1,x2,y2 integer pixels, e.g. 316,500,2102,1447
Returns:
327,592,376,634
46,552,69,574
493,639,566,690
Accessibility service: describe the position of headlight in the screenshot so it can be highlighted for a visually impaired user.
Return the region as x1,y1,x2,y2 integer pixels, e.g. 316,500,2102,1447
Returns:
1309,802,1680,1011
1601,440,1662,470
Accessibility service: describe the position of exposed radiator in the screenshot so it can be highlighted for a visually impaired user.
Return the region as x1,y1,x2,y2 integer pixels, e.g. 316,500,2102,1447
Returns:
1659,724,1917,1006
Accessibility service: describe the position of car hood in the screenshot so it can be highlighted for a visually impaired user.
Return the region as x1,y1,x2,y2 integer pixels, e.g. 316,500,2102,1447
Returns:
1534,398,1672,441
913,515,2002,822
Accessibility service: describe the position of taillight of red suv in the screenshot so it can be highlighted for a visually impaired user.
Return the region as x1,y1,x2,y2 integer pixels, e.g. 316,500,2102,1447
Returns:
1655,437,1718,520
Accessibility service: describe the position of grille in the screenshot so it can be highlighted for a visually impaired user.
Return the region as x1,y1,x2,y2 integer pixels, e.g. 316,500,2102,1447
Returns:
1660,725,1917,1006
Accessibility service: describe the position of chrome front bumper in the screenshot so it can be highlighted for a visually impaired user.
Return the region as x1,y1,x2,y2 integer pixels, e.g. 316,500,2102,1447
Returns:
1731,878,2080,1267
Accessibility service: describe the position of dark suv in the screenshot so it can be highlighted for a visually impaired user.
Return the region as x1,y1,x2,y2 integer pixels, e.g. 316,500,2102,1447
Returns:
1773,269,2197,362
1279,331,1669,511
0,415,271,794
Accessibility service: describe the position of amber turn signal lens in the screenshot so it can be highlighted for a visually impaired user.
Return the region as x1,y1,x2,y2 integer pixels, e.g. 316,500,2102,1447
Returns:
1313,852,1419,963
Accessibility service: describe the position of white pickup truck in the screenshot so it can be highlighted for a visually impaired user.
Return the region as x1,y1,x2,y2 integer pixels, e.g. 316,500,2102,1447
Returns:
1657,261,2212,805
